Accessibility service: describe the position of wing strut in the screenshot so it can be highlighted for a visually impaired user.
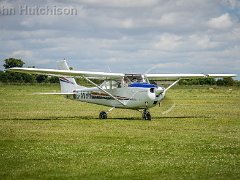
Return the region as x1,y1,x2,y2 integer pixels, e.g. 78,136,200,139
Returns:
83,77,126,106
164,79,181,92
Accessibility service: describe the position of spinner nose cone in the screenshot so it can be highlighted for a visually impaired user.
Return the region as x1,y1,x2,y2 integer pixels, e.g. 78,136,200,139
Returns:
148,86,164,100
155,86,164,97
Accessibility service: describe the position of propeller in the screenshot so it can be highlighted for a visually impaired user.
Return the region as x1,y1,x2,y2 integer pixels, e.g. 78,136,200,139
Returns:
159,95,176,115
153,81,176,115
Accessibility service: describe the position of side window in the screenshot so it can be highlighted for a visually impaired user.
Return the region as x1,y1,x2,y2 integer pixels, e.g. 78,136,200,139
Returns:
112,80,121,89
100,80,121,89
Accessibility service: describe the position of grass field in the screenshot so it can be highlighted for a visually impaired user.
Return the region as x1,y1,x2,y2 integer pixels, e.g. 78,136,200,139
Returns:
0,84,239,179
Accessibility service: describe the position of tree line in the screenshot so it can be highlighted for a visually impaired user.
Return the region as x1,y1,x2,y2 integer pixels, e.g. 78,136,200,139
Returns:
179,77,240,86
0,58,58,83
0,58,239,86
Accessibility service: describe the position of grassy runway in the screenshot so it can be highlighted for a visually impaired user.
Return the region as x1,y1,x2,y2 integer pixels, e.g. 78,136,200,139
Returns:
0,84,239,179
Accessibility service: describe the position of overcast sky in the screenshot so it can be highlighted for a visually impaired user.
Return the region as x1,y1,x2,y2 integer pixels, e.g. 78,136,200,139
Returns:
0,0,239,77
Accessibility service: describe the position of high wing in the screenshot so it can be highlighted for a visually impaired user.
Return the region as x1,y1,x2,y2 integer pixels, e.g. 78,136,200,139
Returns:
145,73,237,80
8,67,237,80
7,67,124,79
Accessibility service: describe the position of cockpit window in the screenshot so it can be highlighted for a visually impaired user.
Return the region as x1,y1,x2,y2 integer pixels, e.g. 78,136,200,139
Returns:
123,74,145,86
100,74,147,89
125,74,143,82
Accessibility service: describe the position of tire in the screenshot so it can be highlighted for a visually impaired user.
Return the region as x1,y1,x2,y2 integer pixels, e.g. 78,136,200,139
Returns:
145,111,151,120
142,111,151,120
99,111,107,119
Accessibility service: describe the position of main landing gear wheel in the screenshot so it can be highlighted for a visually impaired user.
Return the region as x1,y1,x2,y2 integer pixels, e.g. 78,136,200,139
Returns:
142,109,151,120
99,111,107,119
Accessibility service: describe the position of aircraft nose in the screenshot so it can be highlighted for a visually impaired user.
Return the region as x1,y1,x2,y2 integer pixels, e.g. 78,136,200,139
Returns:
148,86,164,100
155,86,164,97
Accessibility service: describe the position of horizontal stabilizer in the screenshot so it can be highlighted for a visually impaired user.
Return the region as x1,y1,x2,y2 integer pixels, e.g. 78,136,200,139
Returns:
33,92,75,95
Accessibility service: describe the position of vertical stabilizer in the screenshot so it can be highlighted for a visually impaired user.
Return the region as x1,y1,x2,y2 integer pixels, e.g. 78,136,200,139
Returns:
57,60,84,93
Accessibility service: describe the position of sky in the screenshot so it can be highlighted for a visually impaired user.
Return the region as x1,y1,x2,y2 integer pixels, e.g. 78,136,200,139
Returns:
0,0,239,77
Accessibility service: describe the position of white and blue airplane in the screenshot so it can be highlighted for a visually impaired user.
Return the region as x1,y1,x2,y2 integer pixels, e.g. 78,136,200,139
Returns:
8,60,237,120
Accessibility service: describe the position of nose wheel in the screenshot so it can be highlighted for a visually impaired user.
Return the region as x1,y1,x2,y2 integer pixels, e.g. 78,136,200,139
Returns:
142,109,151,120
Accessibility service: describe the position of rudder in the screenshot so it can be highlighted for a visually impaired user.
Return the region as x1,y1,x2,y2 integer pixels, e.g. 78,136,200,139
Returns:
57,60,83,93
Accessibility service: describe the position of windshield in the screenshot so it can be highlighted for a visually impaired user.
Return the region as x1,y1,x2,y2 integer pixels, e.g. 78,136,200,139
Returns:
100,74,147,89
122,74,146,86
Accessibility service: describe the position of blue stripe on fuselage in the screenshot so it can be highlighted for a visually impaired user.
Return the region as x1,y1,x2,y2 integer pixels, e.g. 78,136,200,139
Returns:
128,82,157,88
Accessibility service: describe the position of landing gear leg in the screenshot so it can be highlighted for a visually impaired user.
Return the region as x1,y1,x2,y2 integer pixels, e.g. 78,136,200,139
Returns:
142,109,151,120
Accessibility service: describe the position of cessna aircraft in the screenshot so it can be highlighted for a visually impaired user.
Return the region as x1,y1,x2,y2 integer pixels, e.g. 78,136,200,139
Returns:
8,60,237,120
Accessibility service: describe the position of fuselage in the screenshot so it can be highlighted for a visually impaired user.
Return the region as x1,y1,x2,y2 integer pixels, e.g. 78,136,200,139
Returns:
68,84,165,109
62,73,166,110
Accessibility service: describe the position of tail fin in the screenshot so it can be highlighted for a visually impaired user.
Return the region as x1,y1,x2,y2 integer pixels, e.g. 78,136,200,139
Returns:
57,60,84,93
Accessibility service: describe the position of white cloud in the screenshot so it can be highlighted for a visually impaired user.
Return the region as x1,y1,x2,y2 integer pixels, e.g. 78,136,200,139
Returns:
120,19,134,29
154,33,221,51
221,0,240,9
207,13,233,29
158,13,177,25
154,33,182,50
79,0,158,7
10,50,33,59
144,62,189,73
0,0,239,77
188,34,219,49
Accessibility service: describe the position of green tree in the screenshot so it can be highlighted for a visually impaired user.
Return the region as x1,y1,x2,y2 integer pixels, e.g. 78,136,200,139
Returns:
36,75,48,83
223,77,235,86
22,73,35,83
1,58,35,83
216,77,235,86
205,78,216,85
236,80,240,86
0,71,7,83
3,58,25,69
48,76,59,83
216,79,225,86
